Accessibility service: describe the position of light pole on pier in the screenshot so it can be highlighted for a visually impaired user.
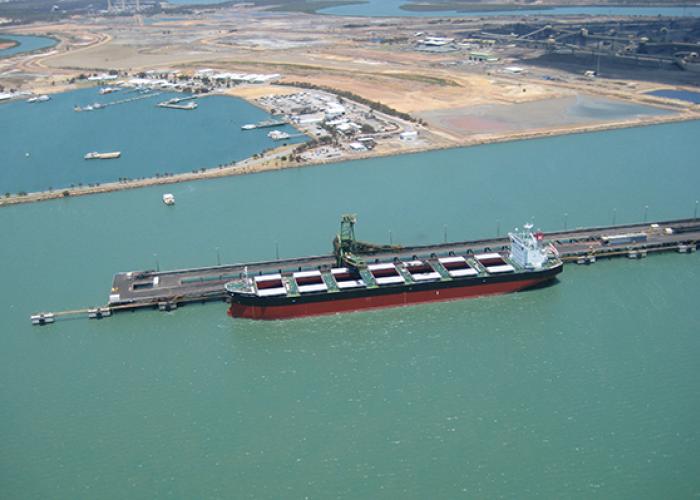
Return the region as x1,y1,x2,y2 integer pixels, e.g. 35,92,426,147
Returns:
443,224,448,244
643,205,649,223
153,253,159,272
216,247,221,266
695,200,698,220
612,208,617,226
496,220,500,238
389,230,393,245
275,241,280,261
563,212,568,231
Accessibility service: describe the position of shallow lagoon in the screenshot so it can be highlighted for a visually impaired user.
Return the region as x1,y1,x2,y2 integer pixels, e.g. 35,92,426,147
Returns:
647,89,700,104
320,0,700,18
0,34,57,58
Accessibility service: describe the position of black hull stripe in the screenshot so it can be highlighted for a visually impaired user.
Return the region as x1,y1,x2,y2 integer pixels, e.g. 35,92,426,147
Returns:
229,263,563,307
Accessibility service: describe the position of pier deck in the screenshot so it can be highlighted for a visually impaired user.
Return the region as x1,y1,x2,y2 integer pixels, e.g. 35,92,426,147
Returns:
241,119,287,130
74,92,161,112
32,218,699,324
108,218,699,310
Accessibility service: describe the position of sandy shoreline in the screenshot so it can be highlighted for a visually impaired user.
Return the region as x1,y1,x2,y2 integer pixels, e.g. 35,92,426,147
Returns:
1,110,697,208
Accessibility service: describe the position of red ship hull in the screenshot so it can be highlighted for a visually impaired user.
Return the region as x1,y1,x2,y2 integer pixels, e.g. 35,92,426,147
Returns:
228,274,555,320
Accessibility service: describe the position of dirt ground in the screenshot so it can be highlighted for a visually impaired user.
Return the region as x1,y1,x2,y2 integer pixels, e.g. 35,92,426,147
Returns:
3,6,698,150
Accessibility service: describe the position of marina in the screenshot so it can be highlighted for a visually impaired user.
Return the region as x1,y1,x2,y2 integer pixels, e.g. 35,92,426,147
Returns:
30,218,699,324
0,87,306,194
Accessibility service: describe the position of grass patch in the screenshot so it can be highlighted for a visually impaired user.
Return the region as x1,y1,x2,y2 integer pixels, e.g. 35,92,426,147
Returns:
384,72,460,87
187,60,459,88
185,59,341,74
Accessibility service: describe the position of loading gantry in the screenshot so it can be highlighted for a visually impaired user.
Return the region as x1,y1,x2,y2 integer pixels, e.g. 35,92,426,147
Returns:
332,214,401,268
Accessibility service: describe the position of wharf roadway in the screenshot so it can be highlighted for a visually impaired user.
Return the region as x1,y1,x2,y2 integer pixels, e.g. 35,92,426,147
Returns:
106,218,699,313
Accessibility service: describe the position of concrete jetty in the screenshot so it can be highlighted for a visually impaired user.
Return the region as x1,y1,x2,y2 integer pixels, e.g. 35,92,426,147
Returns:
74,91,161,112
157,96,198,110
241,119,287,130
30,218,699,324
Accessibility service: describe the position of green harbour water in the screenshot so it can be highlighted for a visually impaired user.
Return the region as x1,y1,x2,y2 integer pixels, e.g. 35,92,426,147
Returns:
1,121,699,498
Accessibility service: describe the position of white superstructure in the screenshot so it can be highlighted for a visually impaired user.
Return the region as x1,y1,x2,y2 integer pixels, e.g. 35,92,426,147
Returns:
508,223,549,270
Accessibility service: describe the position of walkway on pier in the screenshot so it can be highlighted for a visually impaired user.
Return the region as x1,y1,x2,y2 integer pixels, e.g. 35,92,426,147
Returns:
74,91,161,112
107,218,699,311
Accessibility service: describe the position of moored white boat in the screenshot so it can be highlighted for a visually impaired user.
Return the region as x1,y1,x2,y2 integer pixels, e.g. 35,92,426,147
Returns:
84,151,121,160
267,130,291,140
27,95,50,103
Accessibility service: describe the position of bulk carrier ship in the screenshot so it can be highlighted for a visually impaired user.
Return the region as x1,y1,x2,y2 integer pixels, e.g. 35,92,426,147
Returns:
225,216,562,320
